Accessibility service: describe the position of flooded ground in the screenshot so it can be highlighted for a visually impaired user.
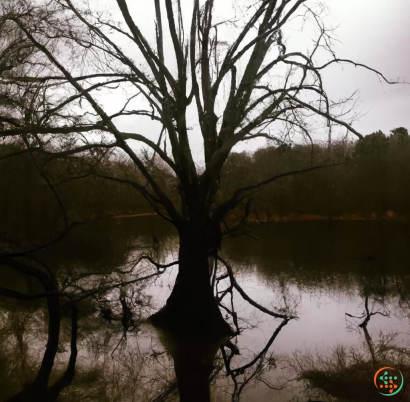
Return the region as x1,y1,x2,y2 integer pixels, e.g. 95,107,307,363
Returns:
1,218,410,401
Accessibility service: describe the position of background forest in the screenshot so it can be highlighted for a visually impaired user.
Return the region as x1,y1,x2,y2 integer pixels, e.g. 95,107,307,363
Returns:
1,126,409,244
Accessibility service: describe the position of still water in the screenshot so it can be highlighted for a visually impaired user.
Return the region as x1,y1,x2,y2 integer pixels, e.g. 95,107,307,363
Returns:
1,218,410,401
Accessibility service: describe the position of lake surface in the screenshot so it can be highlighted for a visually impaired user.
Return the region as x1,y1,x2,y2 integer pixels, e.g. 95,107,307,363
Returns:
1,218,410,401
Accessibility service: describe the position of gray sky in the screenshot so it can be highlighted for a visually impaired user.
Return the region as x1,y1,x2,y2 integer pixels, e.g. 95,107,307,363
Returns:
95,0,410,163
323,0,410,135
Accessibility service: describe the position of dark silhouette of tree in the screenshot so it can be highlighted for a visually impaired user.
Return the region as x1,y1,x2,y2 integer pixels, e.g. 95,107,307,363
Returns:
0,0,401,400
355,130,389,158
390,127,409,147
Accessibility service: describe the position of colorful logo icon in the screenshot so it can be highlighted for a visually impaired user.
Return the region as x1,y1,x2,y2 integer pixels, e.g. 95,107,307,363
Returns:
374,367,404,396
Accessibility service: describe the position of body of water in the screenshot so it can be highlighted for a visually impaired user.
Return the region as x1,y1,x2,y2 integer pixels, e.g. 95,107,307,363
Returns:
1,218,410,401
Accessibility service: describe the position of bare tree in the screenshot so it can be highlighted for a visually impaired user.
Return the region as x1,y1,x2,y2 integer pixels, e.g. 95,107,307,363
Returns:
0,0,400,400
0,242,177,402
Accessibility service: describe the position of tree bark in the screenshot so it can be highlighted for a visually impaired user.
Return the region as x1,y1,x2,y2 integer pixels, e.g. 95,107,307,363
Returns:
7,291,60,402
150,222,232,402
173,343,217,402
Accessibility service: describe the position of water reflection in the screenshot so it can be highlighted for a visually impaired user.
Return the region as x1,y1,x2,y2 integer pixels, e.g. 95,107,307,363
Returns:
221,221,410,401
1,219,410,401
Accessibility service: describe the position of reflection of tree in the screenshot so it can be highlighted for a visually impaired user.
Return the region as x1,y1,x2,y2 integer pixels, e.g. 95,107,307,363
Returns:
222,221,400,295
0,308,44,399
2,222,410,401
61,335,176,402
214,257,296,402
289,287,410,402
345,294,389,367
0,303,178,402
394,276,410,320
290,332,410,402
0,255,80,402
0,223,177,401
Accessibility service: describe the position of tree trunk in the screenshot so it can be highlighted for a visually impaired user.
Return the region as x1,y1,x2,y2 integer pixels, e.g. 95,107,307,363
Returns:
173,343,218,402
7,285,60,402
35,291,61,390
150,223,232,402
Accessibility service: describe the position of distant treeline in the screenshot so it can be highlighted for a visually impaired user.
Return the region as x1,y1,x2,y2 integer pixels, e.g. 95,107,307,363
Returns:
0,142,172,243
1,127,409,241
220,127,410,221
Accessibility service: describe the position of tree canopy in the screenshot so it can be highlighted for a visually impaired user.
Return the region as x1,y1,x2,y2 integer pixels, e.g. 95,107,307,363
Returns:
0,1,403,401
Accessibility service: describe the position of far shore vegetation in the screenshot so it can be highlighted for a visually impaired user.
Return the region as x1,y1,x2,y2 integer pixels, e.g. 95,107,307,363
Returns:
1,127,409,243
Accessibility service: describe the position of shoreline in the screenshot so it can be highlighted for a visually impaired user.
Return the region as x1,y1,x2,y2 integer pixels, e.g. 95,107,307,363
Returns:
225,211,407,223
109,211,409,223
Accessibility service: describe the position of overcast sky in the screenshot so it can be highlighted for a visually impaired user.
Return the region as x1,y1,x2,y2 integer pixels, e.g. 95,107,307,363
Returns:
96,0,410,162
323,0,410,134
